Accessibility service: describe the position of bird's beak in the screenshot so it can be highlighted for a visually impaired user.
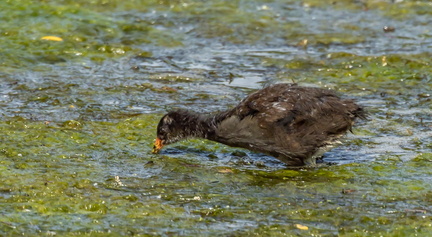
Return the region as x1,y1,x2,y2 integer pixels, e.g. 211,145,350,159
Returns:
152,138,164,154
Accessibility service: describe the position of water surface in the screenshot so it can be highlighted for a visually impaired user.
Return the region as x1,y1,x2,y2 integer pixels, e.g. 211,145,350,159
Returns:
0,0,431,236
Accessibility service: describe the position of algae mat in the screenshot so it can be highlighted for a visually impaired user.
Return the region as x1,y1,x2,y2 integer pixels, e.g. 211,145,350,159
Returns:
1,0,431,236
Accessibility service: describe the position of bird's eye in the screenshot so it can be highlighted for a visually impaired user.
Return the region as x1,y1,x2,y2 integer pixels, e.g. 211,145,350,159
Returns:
161,126,170,133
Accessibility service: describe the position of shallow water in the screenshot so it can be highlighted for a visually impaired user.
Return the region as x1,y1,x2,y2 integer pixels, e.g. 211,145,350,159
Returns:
1,0,431,236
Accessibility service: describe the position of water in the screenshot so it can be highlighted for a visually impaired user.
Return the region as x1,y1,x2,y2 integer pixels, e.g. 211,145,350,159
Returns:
0,0,431,236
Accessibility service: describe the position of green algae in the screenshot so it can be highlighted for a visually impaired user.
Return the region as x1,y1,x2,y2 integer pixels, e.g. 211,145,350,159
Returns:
0,0,182,70
1,0,432,235
1,115,431,235
271,53,432,92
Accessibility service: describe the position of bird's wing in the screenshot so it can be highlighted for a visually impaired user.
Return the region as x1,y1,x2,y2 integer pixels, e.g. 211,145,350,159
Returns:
233,84,301,128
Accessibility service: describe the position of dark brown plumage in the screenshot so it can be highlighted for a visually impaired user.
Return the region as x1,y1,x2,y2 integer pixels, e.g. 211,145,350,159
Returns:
152,83,366,166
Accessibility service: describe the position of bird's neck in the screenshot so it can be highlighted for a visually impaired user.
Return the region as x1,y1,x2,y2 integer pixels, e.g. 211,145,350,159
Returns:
176,112,214,140
178,110,229,140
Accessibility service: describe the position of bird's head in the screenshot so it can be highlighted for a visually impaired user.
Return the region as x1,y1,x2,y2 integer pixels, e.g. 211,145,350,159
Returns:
152,111,186,153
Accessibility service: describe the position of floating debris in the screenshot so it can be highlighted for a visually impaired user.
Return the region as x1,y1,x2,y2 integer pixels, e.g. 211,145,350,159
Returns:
41,36,63,41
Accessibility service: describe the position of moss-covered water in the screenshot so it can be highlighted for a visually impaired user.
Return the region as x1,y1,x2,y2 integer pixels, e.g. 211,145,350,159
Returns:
1,0,431,236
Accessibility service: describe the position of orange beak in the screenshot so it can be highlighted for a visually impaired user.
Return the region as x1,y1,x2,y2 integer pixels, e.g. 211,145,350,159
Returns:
152,138,164,154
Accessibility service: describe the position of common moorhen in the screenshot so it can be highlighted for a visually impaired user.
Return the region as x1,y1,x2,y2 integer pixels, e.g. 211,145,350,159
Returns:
152,83,366,166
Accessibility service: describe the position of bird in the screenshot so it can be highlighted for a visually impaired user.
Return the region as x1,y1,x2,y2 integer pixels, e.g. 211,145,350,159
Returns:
152,83,366,166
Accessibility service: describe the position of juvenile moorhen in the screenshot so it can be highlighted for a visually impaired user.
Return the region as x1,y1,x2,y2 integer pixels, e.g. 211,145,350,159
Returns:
152,83,366,166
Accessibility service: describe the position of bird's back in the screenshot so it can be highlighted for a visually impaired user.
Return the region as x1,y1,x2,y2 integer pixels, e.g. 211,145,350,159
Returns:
213,84,365,166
